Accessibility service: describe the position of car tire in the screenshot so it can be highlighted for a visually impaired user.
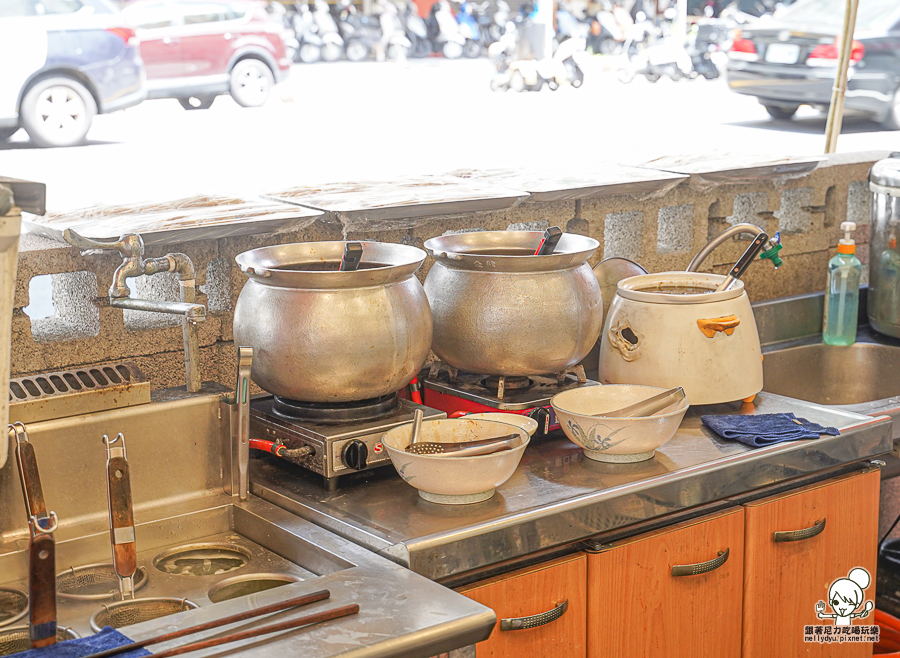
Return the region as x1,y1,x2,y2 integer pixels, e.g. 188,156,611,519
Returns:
20,77,96,148
346,40,369,62
764,104,799,120
229,58,274,108
881,90,900,130
299,43,321,64
178,96,215,110
0,127,18,141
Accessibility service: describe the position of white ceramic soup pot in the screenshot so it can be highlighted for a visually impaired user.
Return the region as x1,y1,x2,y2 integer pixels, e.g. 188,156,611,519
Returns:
598,272,762,405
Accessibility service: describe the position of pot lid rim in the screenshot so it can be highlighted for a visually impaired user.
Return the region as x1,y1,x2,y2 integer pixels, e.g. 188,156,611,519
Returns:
616,271,745,304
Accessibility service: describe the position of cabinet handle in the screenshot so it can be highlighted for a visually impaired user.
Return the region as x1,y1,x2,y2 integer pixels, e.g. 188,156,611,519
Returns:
773,518,826,543
671,548,729,577
500,600,568,631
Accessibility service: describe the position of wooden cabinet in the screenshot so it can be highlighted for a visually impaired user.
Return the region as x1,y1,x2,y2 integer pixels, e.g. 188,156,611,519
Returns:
586,507,745,658
458,553,587,658
742,469,880,658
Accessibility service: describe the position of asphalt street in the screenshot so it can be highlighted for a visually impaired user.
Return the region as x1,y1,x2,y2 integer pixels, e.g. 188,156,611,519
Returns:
2,56,899,213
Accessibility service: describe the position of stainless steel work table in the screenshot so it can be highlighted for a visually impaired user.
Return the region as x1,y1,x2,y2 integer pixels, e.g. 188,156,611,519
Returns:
252,392,893,581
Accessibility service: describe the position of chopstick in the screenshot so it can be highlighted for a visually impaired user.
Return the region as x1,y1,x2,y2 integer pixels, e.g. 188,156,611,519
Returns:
80,589,331,658
151,604,360,658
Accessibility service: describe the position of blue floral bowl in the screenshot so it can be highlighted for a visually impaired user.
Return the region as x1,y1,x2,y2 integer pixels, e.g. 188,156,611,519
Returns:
551,384,689,462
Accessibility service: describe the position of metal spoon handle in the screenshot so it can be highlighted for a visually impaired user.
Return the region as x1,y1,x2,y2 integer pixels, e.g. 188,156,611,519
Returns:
594,387,686,418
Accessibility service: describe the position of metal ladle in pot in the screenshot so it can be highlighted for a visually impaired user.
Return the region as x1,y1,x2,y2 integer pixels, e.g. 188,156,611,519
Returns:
715,232,770,292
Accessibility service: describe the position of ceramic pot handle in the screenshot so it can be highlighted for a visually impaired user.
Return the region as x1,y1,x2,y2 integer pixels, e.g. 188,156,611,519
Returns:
697,315,740,338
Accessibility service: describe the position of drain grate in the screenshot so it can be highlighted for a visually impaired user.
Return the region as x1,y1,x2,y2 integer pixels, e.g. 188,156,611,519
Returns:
57,564,149,601
153,543,251,577
9,362,150,424
0,589,27,629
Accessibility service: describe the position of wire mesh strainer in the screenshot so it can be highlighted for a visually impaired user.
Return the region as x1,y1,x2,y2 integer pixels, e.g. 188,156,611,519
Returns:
57,564,148,601
90,597,199,633
0,589,27,629
0,626,78,656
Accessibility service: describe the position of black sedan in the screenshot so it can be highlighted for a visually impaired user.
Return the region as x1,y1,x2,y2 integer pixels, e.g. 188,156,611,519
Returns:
726,0,900,128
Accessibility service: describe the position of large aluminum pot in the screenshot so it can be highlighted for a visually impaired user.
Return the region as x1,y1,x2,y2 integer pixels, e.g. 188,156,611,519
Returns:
233,241,432,403
423,231,602,376
598,271,762,405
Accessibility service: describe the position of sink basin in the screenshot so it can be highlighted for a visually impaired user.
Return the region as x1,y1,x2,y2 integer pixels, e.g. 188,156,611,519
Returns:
763,343,900,405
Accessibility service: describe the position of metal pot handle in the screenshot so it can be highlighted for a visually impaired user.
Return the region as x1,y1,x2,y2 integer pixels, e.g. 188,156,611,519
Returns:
697,315,740,338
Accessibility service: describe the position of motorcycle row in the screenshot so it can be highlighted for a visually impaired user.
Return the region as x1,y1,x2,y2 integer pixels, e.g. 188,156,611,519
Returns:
282,0,512,63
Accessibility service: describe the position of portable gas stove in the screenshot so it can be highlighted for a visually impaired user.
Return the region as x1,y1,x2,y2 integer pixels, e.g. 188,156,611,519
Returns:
249,394,445,491
421,364,599,436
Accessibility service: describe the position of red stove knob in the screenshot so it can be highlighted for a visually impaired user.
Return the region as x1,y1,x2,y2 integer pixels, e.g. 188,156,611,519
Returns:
341,440,369,470
527,407,552,436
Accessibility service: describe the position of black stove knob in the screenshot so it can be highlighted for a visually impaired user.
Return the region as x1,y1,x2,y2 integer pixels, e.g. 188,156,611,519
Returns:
527,407,551,435
341,440,369,470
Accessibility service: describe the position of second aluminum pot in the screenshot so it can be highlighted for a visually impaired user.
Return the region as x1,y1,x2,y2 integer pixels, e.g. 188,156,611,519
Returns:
233,241,432,403
423,231,602,376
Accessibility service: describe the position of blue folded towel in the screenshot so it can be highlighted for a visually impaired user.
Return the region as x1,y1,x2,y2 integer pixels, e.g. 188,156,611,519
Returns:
701,413,840,448
11,627,150,658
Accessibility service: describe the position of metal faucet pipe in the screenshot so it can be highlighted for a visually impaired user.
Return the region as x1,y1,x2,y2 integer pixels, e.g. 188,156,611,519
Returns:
64,229,207,393
687,223,782,272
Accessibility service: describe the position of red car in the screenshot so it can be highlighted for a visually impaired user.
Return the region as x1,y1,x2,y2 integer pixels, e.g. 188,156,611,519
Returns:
122,0,290,109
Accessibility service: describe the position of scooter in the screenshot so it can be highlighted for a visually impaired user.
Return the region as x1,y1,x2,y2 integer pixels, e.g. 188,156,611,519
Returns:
335,0,382,62
377,0,412,61
687,19,726,79
428,0,467,59
313,0,345,62
293,2,324,63
402,1,431,57
616,15,692,83
491,28,585,92
456,0,483,58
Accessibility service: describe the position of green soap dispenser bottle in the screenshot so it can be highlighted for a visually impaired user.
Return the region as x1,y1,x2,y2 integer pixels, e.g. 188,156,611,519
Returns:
823,221,862,345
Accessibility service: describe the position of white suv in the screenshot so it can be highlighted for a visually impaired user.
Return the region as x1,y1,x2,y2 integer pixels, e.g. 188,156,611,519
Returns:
0,0,146,147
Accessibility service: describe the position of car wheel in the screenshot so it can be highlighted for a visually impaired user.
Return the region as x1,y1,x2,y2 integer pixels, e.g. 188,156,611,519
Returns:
881,90,900,130
346,40,369,62
764,104,799,120
442,40,464,59
229,58,274,108
299,43,321,64
178,96,215,110
0,127,18,141
322,42,343,62
20,77,96,148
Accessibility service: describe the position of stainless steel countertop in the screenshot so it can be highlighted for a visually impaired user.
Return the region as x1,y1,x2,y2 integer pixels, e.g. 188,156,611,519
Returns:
252,392,892,580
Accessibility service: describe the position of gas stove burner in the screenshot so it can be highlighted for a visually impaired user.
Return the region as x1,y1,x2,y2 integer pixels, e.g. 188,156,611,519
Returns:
481,375,533,398
271,393,400,424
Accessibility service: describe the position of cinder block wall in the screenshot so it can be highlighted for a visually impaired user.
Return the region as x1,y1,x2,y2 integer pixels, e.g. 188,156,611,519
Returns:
10,152,881,389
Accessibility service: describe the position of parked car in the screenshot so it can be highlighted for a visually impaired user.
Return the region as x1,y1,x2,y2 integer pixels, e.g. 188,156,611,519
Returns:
0,0,146,147
121,0,291,109
726,0,900,127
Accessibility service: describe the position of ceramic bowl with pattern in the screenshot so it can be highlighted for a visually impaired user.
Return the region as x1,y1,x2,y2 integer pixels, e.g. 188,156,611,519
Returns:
551,384,689,463
382,418,529,505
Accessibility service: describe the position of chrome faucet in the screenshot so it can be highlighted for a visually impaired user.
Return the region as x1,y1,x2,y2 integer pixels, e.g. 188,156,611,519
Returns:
687,223,783,272
64,229,206,392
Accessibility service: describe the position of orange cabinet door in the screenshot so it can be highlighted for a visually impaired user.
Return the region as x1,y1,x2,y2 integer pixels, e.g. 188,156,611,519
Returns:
587,507,744,658
742,469,880,658
458,553,587,658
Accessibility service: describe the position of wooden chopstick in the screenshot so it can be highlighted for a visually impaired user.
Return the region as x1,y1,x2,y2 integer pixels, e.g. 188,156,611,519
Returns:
151,604,360,658
80,589,331,658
